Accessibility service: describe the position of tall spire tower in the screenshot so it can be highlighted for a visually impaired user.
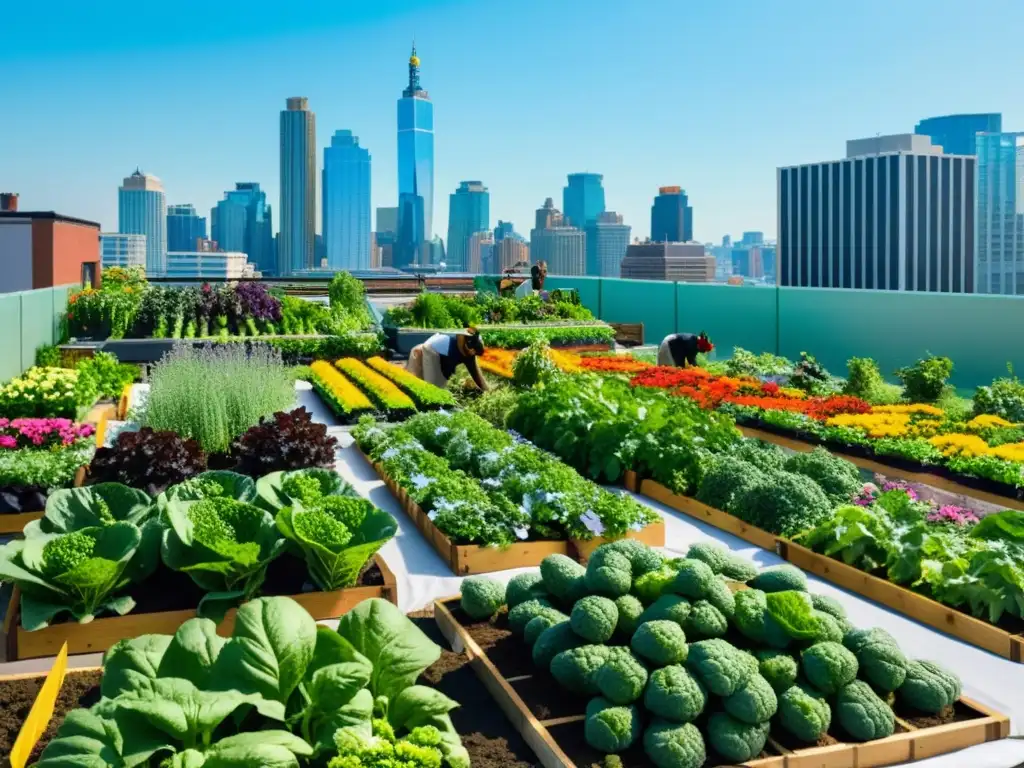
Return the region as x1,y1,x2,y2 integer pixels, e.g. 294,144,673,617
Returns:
395,43,435,268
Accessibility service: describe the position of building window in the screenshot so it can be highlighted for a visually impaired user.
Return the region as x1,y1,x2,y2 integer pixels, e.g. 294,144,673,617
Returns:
82,261,98,288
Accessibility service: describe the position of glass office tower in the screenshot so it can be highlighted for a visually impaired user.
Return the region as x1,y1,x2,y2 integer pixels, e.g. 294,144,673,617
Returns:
395,46,434,268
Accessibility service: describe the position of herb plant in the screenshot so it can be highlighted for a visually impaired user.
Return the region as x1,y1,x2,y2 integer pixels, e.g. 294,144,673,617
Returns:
231,407,339,476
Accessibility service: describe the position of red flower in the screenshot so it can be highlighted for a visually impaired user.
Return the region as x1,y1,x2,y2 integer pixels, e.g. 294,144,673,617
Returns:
761,381,780,395
805,395,872,420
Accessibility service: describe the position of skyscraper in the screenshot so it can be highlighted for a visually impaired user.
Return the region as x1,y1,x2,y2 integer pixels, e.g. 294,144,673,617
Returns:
118,169,166,274
777,134,975,292
530,198,585,276
915,113,1002,156
563,173,606,229
468,231,495,273
211,183,274,275
323,130,372,271
167,204,207,252
447,181,489,272
585,211,631,277
650,186,693,242
280,97,316,275
975,132,1024,295
396,45,435,268
494,220,515,242
100,233,146,269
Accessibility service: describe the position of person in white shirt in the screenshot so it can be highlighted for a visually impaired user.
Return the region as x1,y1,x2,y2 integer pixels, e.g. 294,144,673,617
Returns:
407,328,489,390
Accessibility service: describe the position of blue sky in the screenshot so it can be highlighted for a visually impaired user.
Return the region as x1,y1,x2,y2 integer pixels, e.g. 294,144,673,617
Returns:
3,0,1022,243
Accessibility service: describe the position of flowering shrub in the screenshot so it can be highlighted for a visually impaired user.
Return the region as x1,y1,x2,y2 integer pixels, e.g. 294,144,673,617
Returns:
926,506,980,527
928,433,990,458
0,367,96,418
0,418,94,450
577,355,651,374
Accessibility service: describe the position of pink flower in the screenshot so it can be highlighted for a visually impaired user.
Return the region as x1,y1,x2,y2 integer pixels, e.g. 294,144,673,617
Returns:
0,435,16,449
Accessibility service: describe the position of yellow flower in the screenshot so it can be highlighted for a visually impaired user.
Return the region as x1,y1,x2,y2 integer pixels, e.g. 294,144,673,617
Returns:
928,433,990,457
991,443,1024,462
966,414,1016,431
872,403,945,417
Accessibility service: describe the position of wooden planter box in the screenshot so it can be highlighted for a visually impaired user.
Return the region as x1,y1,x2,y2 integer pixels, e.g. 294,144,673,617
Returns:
3,554,397,661
639,478,779,551
777,539,1024,664
738,425,1024,513
623,470,638,493
0,467,88,537
360,448,664,575
433,597,1010,768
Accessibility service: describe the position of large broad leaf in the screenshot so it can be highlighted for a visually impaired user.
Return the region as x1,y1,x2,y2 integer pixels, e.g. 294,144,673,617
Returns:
156,617,228,690
388,685,459,732
255,469,358,513
970,510,1024,543
210,597,317,720
116,677,256,746
161,472,258,506
32,708,128,768
199,731,313,768
312,687,373,753
276,505,396,591
765,590,820,640
336,598,441,700
102,634,173,698
38,483,155,533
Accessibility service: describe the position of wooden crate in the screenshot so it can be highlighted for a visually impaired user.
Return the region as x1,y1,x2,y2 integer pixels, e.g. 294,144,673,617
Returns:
778,539,1024,663
608,322,644,346
623,470,638,493
639,478,779,551
359,447,665,575
433,597,1010,768
4,554,397,661
738,425,1024,513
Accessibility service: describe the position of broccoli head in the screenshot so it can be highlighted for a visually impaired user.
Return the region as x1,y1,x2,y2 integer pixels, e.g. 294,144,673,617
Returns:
810,592,847,620
704,577,736,619
614,594,644,637
643,665,707,723
631,620,688,666
685,639,758,697
524,611,567,646
532,621,586,669
189,497,265,562
505,572,547,608
723,673,778,725
41,531,99,579
720,554,760,583
748,565,808,593
632,565,678,605
778,683,832,743
595,648,649,704
784,447,862,505
897,660,961,714
540,553,587,605
551,645,614,695
813,611,845,643
460,576,505,620
695,454,767,515
707,712,770,763
684,541,730,573
584,698,641,754
682,600,728,640
853,631,908,692
739,471,833,538
642,720,706,768
836,680,896,741
733,589,792,649
585,548,633,597
755,649,799,693
733,439,788,473
571,596,619,643
802,641,859,695
508,598,555,635
639,594,691,629
605,538,664,576
671,559,715,599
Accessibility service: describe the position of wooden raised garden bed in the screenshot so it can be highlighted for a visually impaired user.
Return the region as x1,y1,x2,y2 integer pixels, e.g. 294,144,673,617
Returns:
737,424,1024,512
359,448,664,575
432,596,1010,768
3,554,397,661
639,477,777,551
777,539,1024,664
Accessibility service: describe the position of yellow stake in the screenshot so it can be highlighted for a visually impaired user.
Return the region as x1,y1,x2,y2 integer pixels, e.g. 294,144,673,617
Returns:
9,642,69,768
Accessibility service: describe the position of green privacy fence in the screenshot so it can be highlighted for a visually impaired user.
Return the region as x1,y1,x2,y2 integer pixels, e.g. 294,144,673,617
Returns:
540,276,1024,390
0,285,75,382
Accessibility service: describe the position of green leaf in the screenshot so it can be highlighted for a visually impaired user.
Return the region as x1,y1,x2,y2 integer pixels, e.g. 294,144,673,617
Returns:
32,708,129,768
164,472,258,505
102,634,172,698
765,590,820,640
305,626,373,682
201,731,313,768
210,596,317,720
116,677,255,746
971,510,1024,542
157,617,228,689
256,469,357,513
19,593,73,632
311,687,374,753
336,598,441,700
388,685,460,732
42,483,155,532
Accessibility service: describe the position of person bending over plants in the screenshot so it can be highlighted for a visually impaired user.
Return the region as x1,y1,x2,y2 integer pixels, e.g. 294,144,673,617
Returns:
657,331,714,368
408,327,489,391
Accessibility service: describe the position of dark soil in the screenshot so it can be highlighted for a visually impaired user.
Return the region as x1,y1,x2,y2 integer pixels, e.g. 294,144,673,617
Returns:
899,701,976,729
449,606,536,678
0,669,101,763
39,555,384,624
770,725,841,751
413,616,539,768
0,486,47,515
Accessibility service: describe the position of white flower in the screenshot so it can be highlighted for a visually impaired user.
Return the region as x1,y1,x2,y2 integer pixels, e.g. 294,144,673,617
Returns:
434,425,450,436
544,491,563,504
580,510,605,537
410,473,432,489
522,494,534,513
381,447,399,460
637,406,647,421
438,409,450,416
630,522,643,532
482,477,502,488
514,526,530,541
427,510,438,521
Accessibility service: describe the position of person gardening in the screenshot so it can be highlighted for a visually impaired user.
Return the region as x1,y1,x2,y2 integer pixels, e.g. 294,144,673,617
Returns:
531,260,548,291
657,331,714,368
408,327,489,391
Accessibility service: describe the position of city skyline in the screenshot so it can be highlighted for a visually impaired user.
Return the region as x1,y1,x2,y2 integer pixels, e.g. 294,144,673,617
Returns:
6,0,1021,247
